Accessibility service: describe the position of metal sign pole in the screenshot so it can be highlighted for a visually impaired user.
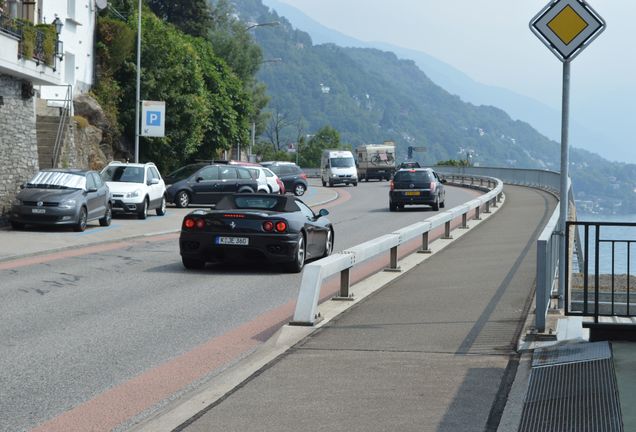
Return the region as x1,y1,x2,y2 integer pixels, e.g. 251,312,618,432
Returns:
558,60,571,306
134,0,142,163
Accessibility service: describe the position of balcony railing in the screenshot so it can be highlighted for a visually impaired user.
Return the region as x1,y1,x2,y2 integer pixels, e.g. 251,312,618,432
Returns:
0,12,58,68
0,12,21,38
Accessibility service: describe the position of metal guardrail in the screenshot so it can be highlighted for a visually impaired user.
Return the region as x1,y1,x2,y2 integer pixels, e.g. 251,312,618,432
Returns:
291,174,504,326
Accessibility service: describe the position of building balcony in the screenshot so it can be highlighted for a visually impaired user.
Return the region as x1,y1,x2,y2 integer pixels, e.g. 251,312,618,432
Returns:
0,13,61,85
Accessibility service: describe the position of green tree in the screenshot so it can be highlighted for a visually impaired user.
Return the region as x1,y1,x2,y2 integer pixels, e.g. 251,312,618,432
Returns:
146,0,212,38
298,126,342,168
110,9,249,172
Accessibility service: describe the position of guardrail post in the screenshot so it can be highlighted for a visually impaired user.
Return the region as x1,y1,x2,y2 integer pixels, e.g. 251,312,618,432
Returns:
492,197,498,208
385,245,401,272
475,205,481,220
484,200,491,214
461,213,468,229
443,221,453,239
480,178,484,187
417,231,432,254
497,192,503,203
332,268,354,301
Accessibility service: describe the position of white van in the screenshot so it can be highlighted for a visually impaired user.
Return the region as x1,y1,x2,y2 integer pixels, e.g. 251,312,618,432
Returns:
321,150,358,187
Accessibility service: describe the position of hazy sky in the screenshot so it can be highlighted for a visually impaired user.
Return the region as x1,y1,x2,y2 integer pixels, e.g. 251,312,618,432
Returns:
275,0,636,162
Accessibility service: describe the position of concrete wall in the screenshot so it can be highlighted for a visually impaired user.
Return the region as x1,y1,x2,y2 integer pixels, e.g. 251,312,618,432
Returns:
0,74,39,220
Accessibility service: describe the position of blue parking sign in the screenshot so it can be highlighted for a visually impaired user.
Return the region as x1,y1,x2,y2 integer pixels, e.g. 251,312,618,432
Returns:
141,101,165,137
146,111,161,126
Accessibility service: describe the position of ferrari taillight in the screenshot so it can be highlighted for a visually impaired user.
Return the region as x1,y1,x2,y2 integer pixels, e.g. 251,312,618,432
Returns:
263,221,274,232
183,217,205,230
275,221,287,233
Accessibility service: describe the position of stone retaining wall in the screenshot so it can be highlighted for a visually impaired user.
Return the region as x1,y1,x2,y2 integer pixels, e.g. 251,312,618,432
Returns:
0,74,38,223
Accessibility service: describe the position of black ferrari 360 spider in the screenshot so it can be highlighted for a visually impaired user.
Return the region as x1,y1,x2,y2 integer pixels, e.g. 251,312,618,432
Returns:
179,194,334,272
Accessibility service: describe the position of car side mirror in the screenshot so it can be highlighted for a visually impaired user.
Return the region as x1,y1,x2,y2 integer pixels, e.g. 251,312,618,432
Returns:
441,179,447,184
87,187,98,193
148,178,160,185
196,177,204,183
318,208,329,218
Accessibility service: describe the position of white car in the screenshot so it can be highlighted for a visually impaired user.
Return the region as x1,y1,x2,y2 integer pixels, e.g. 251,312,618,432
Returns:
101,162,167,219
244,166,283,194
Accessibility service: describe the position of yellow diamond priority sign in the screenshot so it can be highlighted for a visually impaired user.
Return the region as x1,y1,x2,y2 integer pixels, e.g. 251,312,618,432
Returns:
531,0,605,61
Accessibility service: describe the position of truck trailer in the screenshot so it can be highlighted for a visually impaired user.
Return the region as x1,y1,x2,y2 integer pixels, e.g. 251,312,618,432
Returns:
355,142,396,181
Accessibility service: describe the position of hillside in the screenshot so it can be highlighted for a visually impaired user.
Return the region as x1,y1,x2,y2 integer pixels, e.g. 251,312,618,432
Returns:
231,0,636,214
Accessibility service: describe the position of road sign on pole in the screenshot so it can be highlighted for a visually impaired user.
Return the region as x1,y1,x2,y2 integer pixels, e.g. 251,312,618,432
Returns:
530,0,605,62
530,0,604,312
141,101,166,137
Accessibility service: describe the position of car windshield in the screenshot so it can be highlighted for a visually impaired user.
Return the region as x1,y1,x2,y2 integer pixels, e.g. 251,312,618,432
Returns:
102,166,144,183
166,164,205,181
234,196,282,210
26,171,86,190
394,171,433,182
330,157,355,168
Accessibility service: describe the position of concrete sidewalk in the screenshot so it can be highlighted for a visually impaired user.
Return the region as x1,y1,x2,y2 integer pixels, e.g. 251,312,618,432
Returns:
0,179,337,262
150,185,557,432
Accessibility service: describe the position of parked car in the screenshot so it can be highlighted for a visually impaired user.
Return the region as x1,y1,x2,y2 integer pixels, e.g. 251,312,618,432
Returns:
179,194,333,272
260,161,308,196
100,161,167,219
389,168,446,211
9,169,112,231
263,167,285,194
164,163,258,208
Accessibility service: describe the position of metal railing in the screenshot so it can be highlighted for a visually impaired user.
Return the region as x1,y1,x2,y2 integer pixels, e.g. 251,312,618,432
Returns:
566,221,636,323
0,12,21,38
291,174,504,326
51,85,73,168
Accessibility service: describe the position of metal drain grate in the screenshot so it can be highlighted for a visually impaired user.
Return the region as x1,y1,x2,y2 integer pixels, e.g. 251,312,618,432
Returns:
532,341,611,367
519,342,623,432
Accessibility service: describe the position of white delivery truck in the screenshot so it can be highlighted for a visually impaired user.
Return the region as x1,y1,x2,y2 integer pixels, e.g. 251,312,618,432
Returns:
355,142,396,181
321,149,358,187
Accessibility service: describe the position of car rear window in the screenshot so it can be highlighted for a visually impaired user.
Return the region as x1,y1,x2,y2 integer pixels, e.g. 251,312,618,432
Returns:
394,171,433,182
233,196,282,210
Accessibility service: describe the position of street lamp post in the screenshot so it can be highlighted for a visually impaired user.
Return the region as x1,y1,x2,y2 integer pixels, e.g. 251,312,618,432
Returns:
134,0,142,163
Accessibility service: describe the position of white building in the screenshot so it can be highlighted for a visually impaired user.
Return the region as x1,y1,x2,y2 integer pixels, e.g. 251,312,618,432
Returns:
0,0,97,218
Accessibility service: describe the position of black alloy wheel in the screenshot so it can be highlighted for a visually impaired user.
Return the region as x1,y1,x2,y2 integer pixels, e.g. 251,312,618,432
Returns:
99,203,112,226
74,207,88,232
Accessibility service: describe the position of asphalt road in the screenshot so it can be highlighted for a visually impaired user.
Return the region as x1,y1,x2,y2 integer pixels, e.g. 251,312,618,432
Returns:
0,181,479,432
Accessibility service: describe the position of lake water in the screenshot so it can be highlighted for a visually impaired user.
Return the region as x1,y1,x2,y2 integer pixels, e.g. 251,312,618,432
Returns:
575,214,636,274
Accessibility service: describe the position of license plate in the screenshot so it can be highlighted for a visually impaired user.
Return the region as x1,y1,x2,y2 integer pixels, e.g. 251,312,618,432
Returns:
216,236,249,246
405,191,420,196
32,208,46,214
